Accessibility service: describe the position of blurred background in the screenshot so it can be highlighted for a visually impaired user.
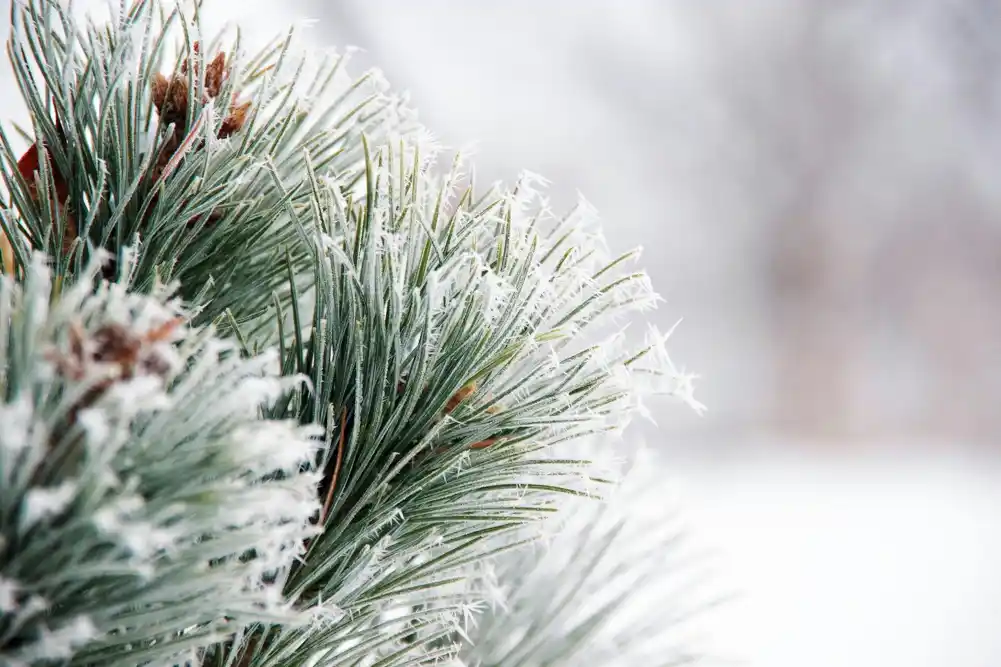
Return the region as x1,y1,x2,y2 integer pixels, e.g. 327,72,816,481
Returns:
6,1,1001,665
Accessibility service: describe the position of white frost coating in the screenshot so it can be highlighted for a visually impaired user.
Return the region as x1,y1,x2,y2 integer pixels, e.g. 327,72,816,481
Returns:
23,256,51,332
20,481,79,530
231,421,319,474
641,324,706,416
92,495,141,536
0,577,18,611
0,397,34,454
224,484,319,530
76,408,110,444
479,266,514,324
106,375,171,413
146,340,184,375
92,494,178,560
509,170,551,213
310,599,347,626
459,442,711,667
368,68,391,95
16,615,97,661
118,521,178,559
229,375,286,410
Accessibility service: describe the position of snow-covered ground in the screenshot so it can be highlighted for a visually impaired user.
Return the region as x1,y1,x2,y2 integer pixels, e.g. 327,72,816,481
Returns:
670,447,1001,667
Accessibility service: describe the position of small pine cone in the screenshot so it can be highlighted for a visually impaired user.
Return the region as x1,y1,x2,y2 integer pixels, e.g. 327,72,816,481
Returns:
52,318,183,419
152,42,245,137
147,44,252,232
151,44,252,153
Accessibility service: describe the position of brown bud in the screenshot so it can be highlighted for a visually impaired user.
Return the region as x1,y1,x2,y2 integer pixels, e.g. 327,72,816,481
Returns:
180,41,200,75
204,51,227,99
445,382,477,413
169,77,188,122
151,72,169,112
219,99,251,139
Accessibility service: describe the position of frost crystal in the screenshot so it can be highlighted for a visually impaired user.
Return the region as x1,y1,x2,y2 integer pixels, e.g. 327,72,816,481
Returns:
0,397,35,455
20,481,78,531
0,577,17,611
76,408,110,444
29,616,97,661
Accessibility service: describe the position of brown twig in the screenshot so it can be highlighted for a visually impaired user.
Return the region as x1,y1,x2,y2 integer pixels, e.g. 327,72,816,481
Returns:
320,407,347,525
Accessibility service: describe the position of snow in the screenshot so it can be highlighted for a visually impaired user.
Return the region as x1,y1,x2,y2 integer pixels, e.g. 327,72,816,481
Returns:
670,447,1001,667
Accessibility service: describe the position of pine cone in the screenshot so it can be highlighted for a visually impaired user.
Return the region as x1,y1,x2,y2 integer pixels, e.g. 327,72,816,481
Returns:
151,42,251,182
50,317,182,424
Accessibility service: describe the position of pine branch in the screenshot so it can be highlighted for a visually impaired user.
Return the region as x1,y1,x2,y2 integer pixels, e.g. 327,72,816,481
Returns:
229,140,704,665
1,2,707,665
1,0,417,335
0,253,321,666
456,445,726,667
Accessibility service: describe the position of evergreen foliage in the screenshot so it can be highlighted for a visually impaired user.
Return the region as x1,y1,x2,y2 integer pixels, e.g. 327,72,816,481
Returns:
0,1,706,665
